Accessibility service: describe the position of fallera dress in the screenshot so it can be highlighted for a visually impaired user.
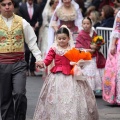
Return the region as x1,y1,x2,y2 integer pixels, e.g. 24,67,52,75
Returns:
102,11,120,104
33,45,99,120
75,29,106,91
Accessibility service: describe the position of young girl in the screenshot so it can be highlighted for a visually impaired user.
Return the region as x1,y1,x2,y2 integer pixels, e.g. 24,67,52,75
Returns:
33,25,99,120
75,17,106,93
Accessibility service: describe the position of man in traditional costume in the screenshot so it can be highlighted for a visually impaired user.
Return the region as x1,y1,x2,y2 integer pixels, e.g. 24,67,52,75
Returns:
0,0,43,119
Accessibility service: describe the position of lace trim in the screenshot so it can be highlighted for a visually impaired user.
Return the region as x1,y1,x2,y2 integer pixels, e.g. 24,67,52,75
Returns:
52,44,72,56
56,5,77,21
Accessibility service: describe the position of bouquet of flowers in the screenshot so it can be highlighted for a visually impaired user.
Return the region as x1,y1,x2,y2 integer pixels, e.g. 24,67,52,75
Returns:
91,35,105,46
64,48,91,75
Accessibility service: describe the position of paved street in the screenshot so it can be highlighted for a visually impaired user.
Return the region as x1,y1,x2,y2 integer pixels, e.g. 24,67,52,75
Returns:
26,75,120,120
0,75,120,120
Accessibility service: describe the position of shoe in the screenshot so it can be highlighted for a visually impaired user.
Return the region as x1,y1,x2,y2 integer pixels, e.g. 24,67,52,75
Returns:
30,71,36,76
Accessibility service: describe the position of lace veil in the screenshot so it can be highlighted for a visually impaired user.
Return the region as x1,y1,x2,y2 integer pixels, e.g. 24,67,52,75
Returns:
47,0,83,52
42,0,51,26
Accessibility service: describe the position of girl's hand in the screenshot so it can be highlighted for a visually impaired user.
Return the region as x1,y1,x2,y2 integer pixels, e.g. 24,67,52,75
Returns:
90,43,97,49
89,49,95,53
90,44,101,51
110,45,116,55
35,61,45,69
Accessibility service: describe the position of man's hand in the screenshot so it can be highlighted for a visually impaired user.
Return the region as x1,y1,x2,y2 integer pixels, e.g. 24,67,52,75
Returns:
35,61,45,69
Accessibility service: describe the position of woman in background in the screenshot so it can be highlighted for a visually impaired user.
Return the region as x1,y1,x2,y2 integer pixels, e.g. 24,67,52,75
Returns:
47,0,83,51
99,5,114,28
89,10,101,29
39,0,58,59
102,10,120,105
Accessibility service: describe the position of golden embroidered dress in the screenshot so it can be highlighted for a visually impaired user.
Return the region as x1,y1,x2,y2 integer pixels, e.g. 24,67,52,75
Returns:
47,1,83,52
33,46,99,120
52,4,79,33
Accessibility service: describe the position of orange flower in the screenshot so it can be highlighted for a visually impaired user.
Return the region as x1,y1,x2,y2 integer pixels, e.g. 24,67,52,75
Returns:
104,80,111,86
64,48,91,75
92,35,105,46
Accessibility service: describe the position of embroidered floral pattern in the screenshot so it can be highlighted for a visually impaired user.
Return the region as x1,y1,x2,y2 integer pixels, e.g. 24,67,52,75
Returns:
33,48,99,120
0,15,24,53
103,39,120,104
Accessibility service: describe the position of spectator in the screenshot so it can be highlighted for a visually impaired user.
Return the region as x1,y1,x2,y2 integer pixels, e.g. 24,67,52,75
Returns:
99,5,114,28
89,10,101,28
85,5,96,17
19,0,43,76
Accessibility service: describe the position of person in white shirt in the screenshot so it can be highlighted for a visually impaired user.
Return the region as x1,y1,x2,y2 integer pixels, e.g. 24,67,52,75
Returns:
19,0,43,76
0,0,44,119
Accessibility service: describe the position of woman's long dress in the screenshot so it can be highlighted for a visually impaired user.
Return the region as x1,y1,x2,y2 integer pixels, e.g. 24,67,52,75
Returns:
102,11,120,104
40,8,54,59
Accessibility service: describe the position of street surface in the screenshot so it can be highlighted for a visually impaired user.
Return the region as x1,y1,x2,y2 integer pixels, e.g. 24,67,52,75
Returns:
0,75,120,120
26,75,120,120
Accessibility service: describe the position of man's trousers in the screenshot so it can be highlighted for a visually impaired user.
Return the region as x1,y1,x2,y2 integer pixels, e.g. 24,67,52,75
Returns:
0,60,27,120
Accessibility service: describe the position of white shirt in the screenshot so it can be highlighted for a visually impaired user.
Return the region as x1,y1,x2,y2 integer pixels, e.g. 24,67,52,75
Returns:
2,15,42,62
27,2,33,19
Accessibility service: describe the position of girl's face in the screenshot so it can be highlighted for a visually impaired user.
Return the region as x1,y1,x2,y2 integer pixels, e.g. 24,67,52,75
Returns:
62,0,71,7
82,19,92,32
56,33,70,48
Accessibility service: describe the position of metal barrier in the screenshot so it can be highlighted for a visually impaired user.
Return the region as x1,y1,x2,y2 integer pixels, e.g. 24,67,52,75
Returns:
96,27,113,58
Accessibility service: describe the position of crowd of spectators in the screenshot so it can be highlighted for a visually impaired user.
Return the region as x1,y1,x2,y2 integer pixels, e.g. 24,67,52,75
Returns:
11,0,120,76
13,0,120,29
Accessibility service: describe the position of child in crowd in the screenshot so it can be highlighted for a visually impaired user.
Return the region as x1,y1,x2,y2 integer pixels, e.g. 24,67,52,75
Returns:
75,17,106,93
33,25,99,120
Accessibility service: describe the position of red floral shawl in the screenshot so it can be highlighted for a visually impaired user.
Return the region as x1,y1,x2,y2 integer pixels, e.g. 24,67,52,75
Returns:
75,30,106,68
